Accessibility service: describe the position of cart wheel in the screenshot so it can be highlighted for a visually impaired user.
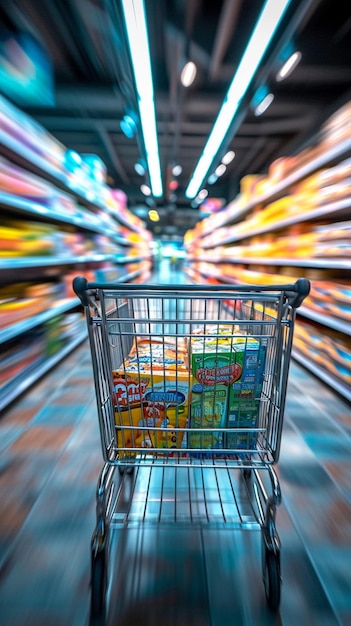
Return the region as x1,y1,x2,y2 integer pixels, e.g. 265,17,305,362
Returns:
264,548,281,611
91,549,106,618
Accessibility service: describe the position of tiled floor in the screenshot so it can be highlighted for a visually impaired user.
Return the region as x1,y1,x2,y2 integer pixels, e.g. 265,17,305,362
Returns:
0,262,350,625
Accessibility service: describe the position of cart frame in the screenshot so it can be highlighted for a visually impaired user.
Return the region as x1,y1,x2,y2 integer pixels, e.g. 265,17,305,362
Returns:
73,276,310,620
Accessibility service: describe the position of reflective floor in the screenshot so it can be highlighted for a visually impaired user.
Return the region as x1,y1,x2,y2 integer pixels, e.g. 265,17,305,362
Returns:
0,261,350,625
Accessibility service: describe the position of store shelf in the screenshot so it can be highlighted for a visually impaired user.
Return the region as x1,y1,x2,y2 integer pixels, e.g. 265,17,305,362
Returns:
184,264,237,285
1,94,154,407
201,197,351,247
0,329,87,412
114,255,152,264
0,191,123,240
0,255,152,271
187,270,351,328
116,268,149,283
105,206,146,235
185,100,351,407
292,348,351,402
1,126,146,235
298,306,351,334
0,254,116,270
187,254,351,270
0,126,64,182
0,297,81,344
0,127,106,211
198,137,351,239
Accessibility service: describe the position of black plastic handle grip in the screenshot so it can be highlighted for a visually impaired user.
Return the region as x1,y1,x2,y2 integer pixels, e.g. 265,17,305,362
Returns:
73,275,90,306
287,277,311,308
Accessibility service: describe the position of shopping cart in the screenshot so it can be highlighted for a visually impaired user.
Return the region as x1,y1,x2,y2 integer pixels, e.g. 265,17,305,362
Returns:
73,276,310,622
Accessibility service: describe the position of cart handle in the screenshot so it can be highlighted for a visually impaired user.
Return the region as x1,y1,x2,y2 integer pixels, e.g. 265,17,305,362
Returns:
73,276,310,308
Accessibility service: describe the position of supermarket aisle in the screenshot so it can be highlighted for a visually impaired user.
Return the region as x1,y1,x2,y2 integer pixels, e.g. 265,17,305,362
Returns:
0,267,350,626
151,257,187,284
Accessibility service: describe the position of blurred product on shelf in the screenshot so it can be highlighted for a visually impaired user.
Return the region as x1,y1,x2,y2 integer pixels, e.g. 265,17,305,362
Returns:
320,100,351,147
0,156,56,202
1,331,46,389
0,220,55,257
309,281,351,321
0,95,65,173
184,98,351,400
0,281,60,327
293,320,351,388
0,92,153,410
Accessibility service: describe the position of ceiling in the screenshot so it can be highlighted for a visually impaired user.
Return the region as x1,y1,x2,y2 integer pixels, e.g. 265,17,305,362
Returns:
1,0,351,237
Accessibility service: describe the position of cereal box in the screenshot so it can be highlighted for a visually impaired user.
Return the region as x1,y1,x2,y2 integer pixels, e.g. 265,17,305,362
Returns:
113,337,190,451
189,338,242,450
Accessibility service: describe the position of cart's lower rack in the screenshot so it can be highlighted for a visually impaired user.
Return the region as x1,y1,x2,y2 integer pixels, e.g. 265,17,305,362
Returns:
104,459,280,530
109,447,274,469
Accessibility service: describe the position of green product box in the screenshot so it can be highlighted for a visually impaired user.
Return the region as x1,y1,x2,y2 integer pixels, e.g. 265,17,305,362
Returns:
189,340,242,450
226,399,262,450
45,315,63,356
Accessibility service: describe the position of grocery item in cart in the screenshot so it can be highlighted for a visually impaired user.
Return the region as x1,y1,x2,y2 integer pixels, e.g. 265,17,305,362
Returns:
226,335,267,450
188,326,267,451
123,336,189,371
188,329,242,450
113,337,189,451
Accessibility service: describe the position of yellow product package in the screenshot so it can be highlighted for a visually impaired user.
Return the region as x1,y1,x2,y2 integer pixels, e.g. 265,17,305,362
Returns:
123,336,189,373
113,368,190,452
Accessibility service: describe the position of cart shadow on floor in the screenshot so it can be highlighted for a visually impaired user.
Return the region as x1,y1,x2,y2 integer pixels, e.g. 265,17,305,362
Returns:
88,524,284,626
87,466,284,626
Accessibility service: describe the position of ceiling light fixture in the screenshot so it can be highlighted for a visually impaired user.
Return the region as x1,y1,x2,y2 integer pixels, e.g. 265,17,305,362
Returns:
148,209,160,222
120,114,137,138
207,173,218,185
140,184,151,196
198,189,208,200
172,164,182,176
221,150,235,165
121,0,163,197
215,164,226,177
276,50,301,81
180,61,197,87
254,92,274,116
185,0,292,199
134,161,145,175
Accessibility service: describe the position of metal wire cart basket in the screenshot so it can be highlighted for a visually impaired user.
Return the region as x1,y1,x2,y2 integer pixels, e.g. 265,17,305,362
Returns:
73,276,310,621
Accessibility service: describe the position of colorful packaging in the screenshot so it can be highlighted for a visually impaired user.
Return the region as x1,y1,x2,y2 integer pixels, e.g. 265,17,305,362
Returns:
123,336,189,373
113,370,189,451
113,337,190,452
188,333,242,450
226,337,267,450
225,400,262,450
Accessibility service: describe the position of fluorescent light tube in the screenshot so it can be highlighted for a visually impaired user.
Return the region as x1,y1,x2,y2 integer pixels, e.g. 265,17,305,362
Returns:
185,0,292,199
181,61,197,87
121,0,163,197
254,92,274,116
215,163,226,177
276,50,301,81
222,150,235,165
